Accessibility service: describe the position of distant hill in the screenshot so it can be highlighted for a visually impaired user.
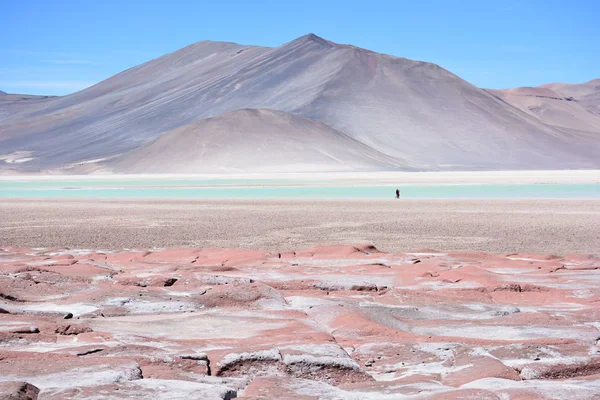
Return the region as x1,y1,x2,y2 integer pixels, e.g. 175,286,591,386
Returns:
1,34,598,173
107,109,408,173
541,78,600,115
488,78,600,135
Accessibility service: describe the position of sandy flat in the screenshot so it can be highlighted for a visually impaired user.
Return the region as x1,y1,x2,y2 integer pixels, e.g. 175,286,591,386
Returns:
1,198,599,254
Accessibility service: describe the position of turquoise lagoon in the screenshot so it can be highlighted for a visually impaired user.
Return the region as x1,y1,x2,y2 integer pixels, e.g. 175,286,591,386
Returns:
0,179,599,199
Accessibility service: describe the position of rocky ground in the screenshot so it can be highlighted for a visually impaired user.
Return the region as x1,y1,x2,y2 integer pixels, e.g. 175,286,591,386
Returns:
0,244,599,399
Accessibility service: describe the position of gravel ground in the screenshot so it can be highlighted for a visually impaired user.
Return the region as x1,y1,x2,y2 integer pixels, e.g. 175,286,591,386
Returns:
1,199,599,254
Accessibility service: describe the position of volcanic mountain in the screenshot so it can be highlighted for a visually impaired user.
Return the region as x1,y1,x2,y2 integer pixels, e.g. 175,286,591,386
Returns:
1,34,598,173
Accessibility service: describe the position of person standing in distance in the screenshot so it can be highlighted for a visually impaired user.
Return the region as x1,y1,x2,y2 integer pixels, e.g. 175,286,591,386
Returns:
395,188,400,199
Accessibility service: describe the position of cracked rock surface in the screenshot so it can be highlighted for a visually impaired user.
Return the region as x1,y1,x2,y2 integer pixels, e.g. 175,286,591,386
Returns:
1,245,599,399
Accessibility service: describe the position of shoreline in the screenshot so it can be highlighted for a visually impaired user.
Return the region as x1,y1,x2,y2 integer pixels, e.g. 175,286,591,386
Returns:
2,197,600,202
1,169,599,185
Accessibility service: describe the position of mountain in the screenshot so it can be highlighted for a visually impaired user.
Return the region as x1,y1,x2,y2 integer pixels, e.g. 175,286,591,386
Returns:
542,78,600,114
488,79,600,135
1,34,598,173
107,109,407,173
0,93,55,122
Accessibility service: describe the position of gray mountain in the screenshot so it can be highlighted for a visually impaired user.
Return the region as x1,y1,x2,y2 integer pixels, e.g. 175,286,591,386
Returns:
107,109,408,173
1,34,598,172
0,93,55,123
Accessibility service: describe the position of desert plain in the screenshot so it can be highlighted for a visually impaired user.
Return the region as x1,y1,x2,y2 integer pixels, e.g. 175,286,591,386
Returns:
1,171,600,399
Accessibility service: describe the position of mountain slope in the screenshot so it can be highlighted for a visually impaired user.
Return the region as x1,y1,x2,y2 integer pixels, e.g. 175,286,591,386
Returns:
1,34,598,172
487,86,600,134
488,79,600,148
541,79,600,115
106,109,408,173
0,93,55,122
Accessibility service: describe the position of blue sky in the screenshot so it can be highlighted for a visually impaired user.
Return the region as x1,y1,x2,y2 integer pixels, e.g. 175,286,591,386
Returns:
1,0,598,95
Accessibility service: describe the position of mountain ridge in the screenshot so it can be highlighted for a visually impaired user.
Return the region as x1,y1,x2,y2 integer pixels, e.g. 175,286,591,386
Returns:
1,33,598,173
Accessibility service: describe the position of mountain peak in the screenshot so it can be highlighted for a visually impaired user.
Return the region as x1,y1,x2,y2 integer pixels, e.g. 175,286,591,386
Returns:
301,33,326,41
289,33,336,48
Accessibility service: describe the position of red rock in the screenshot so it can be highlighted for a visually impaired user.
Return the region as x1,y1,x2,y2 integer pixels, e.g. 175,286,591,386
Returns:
43,379,236,400
242,377,316,399
443,353,521,387
0,381,40,400
41,263,112,278
0,351,142,390
295,244,380,258
53,324,93,335
428,389,501,400
114,275,178,287
197,283,285,309
0,246,598,398
519,357,600,380
139,356,210,380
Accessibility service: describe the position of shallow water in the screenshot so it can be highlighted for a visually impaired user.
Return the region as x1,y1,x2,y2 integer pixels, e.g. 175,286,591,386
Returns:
1,179,599,199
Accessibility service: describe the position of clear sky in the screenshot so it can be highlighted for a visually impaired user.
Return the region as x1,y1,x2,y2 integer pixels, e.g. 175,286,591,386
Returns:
1,0,598,95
